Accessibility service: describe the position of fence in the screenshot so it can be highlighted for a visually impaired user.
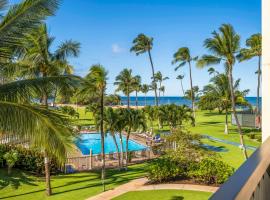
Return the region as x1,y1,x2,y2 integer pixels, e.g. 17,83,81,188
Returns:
65,149,152,172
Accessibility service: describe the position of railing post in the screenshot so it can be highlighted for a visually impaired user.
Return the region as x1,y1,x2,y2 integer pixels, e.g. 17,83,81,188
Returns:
262,0,270,142
89,149,92,170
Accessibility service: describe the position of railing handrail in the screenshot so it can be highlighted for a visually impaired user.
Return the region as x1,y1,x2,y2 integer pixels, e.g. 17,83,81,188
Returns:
210,136,270,200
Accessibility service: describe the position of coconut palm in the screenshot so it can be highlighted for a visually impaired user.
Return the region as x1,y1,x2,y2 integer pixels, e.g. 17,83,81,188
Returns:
237,33,261,115
176,75,185,96
114,68,134,108
154,71,169,103
207,67,219,78
104,107,121,169
132,75,141,108
79,64,108,191
124,109,146,168
197,24,248,159
130,34,158,106
159,85,165,96
142,106,157,134
140,84,149,106
172,47,197,120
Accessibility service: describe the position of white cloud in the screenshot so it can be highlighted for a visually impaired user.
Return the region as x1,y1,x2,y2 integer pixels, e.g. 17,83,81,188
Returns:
112,43,124,54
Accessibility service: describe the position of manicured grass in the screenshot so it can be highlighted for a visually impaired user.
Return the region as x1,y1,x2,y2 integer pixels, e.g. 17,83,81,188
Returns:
0,163,147,200
112,190,212,200
73,107,94,126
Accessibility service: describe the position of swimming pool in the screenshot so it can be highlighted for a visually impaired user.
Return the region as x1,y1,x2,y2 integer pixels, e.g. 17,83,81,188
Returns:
75,133,148,155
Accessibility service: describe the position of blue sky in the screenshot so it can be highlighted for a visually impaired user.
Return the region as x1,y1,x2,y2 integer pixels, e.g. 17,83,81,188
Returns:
13,0,261,96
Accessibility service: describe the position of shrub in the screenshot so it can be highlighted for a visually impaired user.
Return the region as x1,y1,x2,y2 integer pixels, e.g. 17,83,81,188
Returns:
188,158,234,185
0,145,61,175
147,157,185,183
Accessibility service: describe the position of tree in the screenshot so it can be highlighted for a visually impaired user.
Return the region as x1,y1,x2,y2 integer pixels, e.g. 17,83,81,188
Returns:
114,68,134,108
140,84,149,106
237,33,261,115
79,64,108,191
0,0,79,196
3,150,18,175
185,86,200,102
197,24,248,159
104,107,121,169
172,47,197,121
159,86,165,96
130,34,158,106
142,106,157,134
207,67,219,78
154,71,169,103
132,75,141,108
123,109,146,168
176,75,185,96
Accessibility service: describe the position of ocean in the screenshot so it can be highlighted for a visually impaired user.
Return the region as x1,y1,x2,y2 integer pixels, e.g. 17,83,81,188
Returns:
120,96,261,107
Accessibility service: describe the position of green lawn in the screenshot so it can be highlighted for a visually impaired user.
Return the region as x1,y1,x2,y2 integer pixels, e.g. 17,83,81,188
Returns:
73,107,94,126
0,163,147,200
112,190,212,200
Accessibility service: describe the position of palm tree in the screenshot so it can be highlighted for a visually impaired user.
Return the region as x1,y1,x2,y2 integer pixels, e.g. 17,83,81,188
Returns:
104,107,121,169
133,75,141,108
172,47,197,121
140,84,149,106
207,67,219,78
114,68,134,108
176,75,185,96
159,86,165,96
154,71,169,103
130,34,158,106
197,24,248,159
124,109,146,168
237,33,261,115
142,106,157,134
79,64,108,191
0,0,79,196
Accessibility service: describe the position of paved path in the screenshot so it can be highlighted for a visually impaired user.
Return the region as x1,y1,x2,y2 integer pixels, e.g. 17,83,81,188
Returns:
86,178,219,200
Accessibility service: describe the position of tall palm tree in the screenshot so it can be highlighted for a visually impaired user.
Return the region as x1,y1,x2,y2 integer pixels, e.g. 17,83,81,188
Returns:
133,75,141,108
104,107,121,169
197,24,248,159
130,34,158,106
159,85,165,96
140,84,149,106
176,75,185,96
172,47,197,120
114,68,134,108
237,33,261,115
79,64,108,191
207,67,219,78
154,71,169,103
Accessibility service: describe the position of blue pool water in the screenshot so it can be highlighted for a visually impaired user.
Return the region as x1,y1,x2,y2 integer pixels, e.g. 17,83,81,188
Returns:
75,133,147,155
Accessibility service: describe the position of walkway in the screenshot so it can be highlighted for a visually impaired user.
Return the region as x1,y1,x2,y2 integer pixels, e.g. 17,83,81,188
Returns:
86,178,219,200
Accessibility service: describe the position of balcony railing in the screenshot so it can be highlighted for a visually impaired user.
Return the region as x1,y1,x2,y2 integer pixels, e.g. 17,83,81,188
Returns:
210,137,270,200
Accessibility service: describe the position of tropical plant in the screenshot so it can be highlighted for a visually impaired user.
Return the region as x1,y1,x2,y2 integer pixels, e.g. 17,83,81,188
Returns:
130,34,158,106
104,107,121,169
123,109,146,167
114,68,134,108
142,106,157,134
0,0,80,195
59,106,79,119
159,85,165,96
237,33,261,115
184,86,200,102
140,84,149,106
176,74,185,96
3,150,18,174
197,24,248,159
79,64,108,191
132,75,141,108
207,67,219,77
172,47,197,120
154,71,169,103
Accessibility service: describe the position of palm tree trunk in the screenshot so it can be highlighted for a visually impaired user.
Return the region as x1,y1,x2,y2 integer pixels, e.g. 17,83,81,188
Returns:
144,93,147,106
147,50,158,106
44,151,51,196
180,80,185,96
112,134,121,170
125,127,131,169
119,132,124,168
225,106,229,134
188,61,195,121
127,87,130,109
52,87,58,107
256,56,261,115
135,90,138,108
228,69,248,159
158,82,161,104
100,88,106,191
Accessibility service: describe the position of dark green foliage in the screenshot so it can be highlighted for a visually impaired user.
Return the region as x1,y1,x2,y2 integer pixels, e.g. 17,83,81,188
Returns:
188,158,234,185
59,106,79,118
0,145,60,174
